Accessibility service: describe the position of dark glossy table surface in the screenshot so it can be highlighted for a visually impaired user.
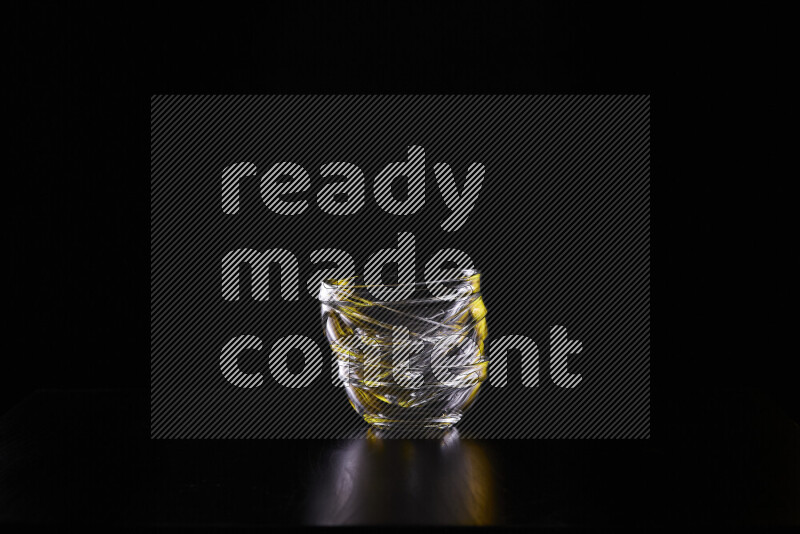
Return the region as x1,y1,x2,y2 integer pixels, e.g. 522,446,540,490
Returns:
0,390,797,527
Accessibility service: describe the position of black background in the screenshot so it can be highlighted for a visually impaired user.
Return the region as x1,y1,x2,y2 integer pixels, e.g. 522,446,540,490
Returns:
9,2,792,420
6,1,797,528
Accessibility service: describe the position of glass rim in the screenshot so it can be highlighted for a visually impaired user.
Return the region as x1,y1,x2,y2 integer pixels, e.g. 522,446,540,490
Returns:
318,268,481,304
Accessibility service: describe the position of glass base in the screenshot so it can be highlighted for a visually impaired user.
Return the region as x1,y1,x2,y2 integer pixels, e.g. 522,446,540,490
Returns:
362,413,462,429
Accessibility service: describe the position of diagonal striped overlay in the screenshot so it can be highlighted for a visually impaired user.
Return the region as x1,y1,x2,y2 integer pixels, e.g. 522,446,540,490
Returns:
151,95,650,439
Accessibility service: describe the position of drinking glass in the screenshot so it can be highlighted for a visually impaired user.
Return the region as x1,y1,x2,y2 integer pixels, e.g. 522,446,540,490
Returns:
319,269,488,429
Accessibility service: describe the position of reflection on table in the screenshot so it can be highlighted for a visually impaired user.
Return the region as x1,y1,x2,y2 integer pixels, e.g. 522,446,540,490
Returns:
305,428,495,525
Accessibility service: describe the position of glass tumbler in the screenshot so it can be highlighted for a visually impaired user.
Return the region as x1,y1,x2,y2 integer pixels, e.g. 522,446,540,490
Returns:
319,269,488,429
